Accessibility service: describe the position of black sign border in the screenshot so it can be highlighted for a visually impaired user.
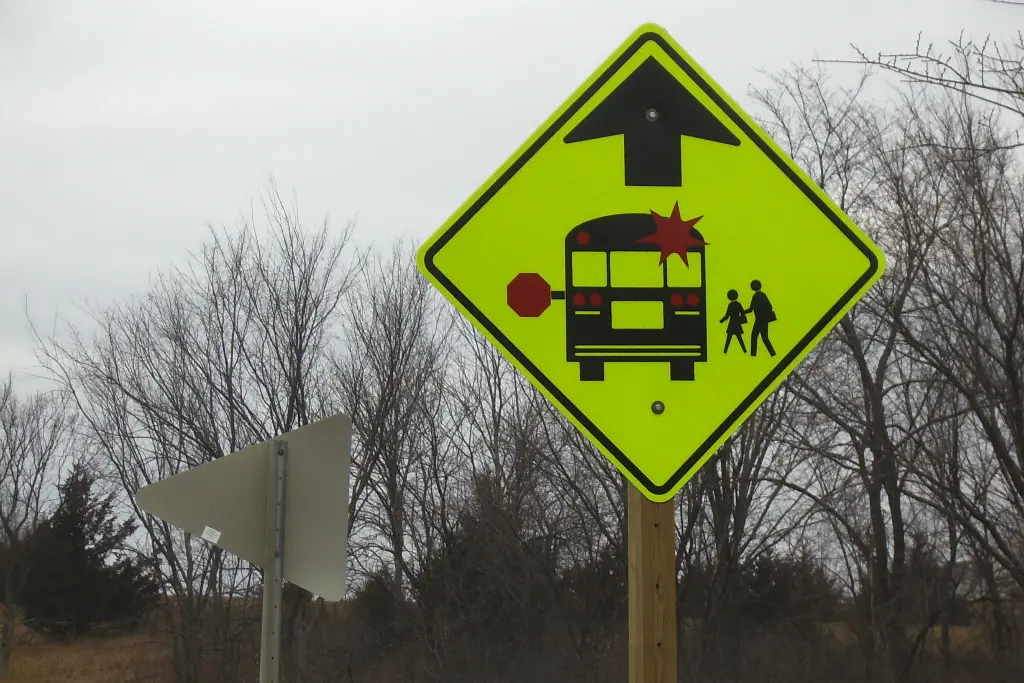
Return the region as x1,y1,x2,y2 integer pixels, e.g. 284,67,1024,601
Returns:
423,31,881,496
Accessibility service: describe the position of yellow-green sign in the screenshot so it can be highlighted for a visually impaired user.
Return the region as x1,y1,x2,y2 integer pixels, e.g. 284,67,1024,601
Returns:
417,23,885,502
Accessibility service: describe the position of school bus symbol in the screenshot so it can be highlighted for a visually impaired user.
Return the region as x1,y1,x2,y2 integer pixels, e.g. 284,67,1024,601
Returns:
506,211,708,382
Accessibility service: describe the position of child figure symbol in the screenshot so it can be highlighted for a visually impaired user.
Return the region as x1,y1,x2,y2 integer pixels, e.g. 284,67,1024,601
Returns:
720,289,747,354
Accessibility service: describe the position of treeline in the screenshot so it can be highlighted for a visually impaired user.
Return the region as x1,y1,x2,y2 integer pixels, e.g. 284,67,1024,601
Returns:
2,34,1024,683
0,388,160,676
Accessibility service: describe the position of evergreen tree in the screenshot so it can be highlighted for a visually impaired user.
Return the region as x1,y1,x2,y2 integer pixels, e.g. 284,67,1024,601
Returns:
20,462,160,640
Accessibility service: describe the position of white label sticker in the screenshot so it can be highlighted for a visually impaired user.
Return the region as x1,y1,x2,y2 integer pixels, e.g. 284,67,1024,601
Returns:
201,526,222,544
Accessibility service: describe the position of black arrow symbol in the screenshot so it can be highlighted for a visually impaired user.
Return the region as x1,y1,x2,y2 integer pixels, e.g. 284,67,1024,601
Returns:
564,56,740,187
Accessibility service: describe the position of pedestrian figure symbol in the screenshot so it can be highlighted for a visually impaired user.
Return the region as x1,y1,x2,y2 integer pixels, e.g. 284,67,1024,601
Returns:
721,280,777,358
745,279,776,357
720,289,747,354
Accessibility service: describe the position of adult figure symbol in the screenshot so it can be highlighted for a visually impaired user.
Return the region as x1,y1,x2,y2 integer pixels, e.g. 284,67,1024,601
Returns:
745,279,777,357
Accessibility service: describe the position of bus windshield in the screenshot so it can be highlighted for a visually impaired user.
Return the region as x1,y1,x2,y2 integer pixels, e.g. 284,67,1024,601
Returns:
570,249,704,288
608,251,703,288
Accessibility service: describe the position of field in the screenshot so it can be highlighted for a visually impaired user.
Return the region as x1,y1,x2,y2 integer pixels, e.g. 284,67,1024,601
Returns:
7,631,171,683
1,611,1016,683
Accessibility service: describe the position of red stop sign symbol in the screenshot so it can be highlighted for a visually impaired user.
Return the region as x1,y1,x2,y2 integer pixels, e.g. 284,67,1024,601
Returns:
507,273,551,317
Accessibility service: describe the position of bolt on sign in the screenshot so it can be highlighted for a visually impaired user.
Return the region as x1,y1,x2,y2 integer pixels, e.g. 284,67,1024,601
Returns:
417,23,886,502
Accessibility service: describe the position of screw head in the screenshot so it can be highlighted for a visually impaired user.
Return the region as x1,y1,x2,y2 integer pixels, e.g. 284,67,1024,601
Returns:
645,108,660,122
651,401,665,415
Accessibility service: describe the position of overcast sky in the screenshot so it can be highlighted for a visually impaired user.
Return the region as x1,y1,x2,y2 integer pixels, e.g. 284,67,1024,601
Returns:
0,0,1015,387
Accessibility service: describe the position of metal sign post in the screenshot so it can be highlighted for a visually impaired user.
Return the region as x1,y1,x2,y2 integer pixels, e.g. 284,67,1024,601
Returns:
259,440,287,683
134,414,351,683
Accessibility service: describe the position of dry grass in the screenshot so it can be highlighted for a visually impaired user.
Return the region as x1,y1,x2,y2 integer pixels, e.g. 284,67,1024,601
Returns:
0,607,1017,683
820,620,989,653
7,632,171,683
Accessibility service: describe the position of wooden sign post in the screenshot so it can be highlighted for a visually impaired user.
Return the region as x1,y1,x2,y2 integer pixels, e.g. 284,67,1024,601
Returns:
628,485,677,683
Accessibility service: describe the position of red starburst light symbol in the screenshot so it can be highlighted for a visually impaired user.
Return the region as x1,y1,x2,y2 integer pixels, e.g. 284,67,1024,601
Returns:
637,201,708,266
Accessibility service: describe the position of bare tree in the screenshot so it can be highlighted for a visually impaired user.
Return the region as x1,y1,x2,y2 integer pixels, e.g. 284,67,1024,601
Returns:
533,396,628,666
335,241,452,607
894,86,1024,595
677,387,811,673
846,30,1024,123
0,376,74,676
751,65,949,682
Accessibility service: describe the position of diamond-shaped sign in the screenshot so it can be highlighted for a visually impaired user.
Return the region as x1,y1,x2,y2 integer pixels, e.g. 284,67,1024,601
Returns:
417,23,885,502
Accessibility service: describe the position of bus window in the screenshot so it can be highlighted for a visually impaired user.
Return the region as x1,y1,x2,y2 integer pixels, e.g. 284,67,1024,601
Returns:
572,251,607,287
610,251,663,287
667,253,702,287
